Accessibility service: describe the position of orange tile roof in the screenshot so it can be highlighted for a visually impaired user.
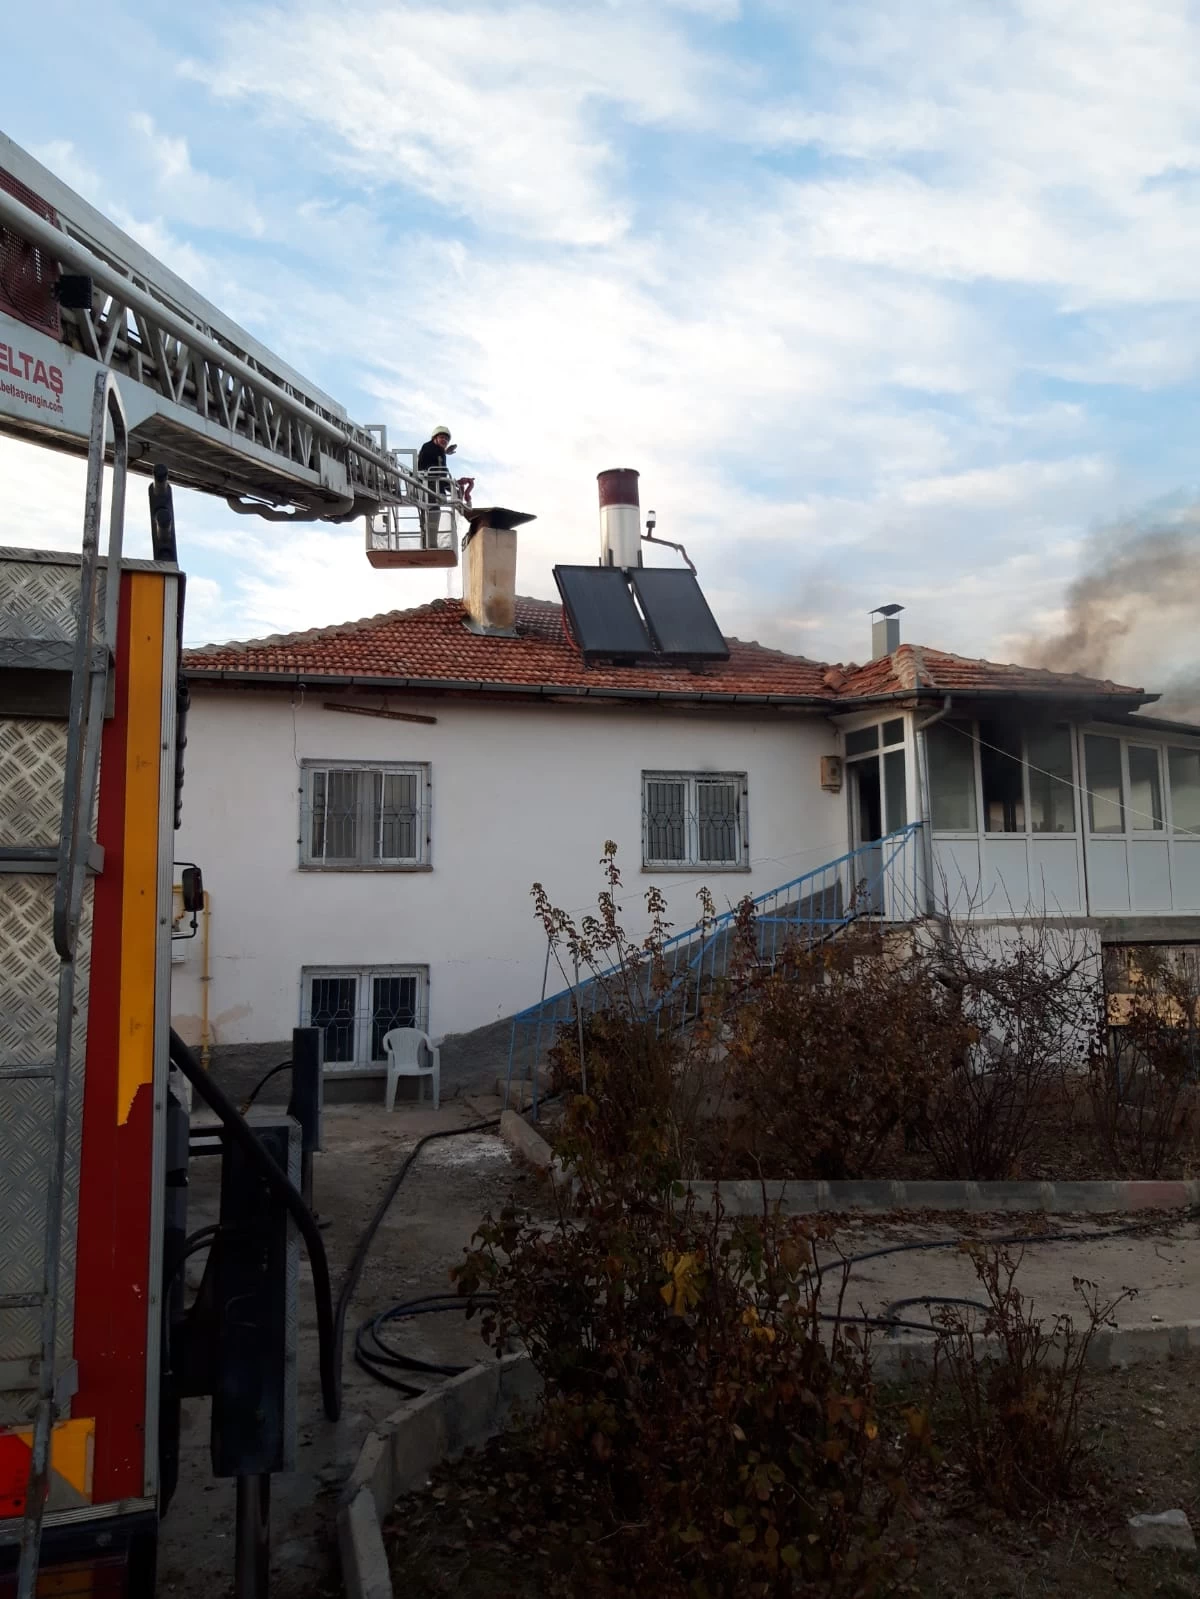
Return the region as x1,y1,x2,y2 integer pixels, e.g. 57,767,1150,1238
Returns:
835,643,1147,700
183,596,1152,707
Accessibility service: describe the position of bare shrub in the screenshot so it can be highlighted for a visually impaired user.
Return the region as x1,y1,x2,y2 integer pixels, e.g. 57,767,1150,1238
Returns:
931,1246,1133,1511
914,916,1098,1180
532,843,720,1180
1088,946,1200,1176
529,850,1126,1186
720,917,967,1181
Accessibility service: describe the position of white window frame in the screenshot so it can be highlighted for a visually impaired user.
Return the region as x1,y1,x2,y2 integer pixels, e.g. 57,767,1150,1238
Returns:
928,720,1081,841
842,715,910,839
300,759,431,870
641,770,750,871
300,964,429,1071
1080,731,1178,839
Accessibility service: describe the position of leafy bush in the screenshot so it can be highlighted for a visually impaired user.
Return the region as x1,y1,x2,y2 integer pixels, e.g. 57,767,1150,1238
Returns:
456,1167,923,1597
931,1246,1133,1512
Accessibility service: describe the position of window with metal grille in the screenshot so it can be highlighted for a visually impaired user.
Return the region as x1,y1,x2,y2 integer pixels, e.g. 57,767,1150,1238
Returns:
301,761,430,867
302,965,427,1068
642,772,748,869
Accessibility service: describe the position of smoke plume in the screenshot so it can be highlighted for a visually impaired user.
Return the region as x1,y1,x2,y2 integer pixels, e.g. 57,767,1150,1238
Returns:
1027,509,1200,720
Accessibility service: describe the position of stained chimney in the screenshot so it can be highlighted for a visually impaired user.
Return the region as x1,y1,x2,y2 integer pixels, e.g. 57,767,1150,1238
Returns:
598,468,642,569
462,506,536,635
870,604,904,660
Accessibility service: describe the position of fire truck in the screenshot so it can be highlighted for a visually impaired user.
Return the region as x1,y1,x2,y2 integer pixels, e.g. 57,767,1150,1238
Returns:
0,129,469,1599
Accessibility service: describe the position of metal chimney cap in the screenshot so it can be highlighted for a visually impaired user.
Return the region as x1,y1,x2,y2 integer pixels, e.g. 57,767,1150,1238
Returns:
463,505,537,531
870,603,905,617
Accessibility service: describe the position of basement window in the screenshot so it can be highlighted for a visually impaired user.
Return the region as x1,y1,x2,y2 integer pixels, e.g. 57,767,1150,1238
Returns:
302,965,428,1069
301,761,430,868
642,772,749,870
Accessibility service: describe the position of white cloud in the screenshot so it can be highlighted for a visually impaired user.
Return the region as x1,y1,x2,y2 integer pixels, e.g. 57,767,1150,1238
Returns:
127,114,265,238
0,440,91,554
184,3,736,245
29,140,103,203
896,456,1109,511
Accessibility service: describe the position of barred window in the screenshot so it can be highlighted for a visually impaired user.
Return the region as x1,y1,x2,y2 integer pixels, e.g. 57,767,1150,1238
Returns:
301,762,430,868
642,771,748,869
302,965,428,1068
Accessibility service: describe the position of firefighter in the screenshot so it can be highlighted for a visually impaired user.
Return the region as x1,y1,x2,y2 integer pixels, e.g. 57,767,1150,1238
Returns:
417,426,456,548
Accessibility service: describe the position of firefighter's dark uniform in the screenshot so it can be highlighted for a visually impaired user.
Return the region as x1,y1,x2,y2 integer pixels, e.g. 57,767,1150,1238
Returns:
417,436,451,548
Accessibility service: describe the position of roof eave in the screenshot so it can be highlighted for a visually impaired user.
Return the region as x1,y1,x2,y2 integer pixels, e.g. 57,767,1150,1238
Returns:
181,670,1158,712
834,687,1157,710
180,667,835,709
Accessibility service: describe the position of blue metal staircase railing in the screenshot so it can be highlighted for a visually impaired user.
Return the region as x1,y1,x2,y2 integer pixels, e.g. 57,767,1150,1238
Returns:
504,823,924,1113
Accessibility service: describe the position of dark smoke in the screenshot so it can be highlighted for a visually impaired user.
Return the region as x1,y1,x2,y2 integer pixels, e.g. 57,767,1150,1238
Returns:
1027,513,1200,719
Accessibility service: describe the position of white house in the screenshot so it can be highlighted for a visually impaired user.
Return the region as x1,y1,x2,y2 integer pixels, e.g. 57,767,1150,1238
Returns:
170,507,1200,1093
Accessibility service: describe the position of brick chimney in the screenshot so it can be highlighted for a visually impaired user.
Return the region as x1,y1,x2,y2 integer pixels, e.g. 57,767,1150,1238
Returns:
462,506,536,635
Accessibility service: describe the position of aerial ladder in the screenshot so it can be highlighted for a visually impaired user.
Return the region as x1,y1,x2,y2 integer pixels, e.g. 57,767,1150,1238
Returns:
0,128,469,566
0,129,451,1599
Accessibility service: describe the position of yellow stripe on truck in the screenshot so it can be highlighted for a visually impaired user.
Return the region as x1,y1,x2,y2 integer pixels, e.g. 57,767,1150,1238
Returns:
37,1416,96,1499
117,572,165,1127
0,1417,95,1501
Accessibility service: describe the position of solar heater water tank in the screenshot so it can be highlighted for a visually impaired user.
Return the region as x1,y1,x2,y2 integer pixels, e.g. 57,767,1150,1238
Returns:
598,468,643,569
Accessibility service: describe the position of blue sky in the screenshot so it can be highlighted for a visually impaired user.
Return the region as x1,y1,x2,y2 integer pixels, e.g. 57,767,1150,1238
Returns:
4,0,1200,692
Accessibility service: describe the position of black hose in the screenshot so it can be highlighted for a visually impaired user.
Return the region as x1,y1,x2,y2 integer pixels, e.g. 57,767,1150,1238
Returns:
355,1294,499,1393
168,1027,341,1422
350,1287,942,1394
333,1116,505,1381
162,1224,222,1303
880,1294,991,1330
243,1059,292,1110
183,1221,220,1251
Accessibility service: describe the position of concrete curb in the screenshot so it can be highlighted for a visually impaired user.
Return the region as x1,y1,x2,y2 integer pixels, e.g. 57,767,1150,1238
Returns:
338,1353,542,1599
687,1179,1200,1215
871,1318,1200,1376
499,1109,555,1170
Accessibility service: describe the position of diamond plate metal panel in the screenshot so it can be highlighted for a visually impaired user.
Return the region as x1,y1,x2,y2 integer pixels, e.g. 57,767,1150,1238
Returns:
0,721,68,848
0,561,108,648
0,872,91,1426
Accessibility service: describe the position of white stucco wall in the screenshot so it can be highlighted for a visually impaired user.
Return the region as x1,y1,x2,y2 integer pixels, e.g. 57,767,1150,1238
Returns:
170,687,846,1050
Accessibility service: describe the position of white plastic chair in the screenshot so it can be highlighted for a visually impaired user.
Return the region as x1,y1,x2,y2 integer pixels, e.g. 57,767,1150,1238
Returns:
382,1027,440,1112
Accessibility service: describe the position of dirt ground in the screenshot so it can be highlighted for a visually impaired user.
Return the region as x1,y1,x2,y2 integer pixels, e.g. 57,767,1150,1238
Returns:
390,1355,1200,1598
915,1353,1200,1597
155,1099,547,1599
831,1210,1200,1331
